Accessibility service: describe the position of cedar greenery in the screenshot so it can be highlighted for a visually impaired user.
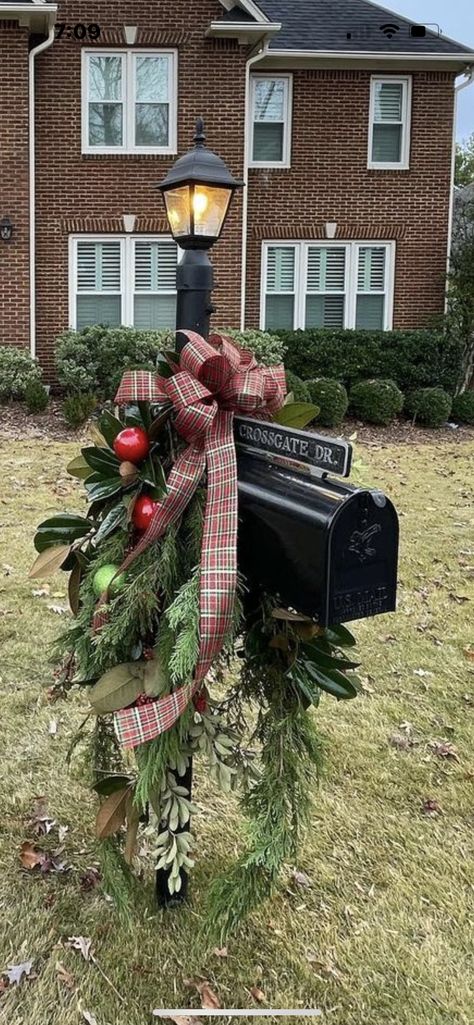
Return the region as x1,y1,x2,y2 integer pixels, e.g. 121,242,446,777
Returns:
32,348,362,935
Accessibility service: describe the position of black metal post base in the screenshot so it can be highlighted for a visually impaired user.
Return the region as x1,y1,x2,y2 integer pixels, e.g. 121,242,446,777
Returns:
175,249,215,351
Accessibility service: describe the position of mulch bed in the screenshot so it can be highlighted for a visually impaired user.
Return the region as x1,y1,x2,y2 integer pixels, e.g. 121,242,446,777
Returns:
0,401,473,446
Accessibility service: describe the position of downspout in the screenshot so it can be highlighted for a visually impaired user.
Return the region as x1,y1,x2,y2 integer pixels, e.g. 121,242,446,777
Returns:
240,39,269,330
445,65,474,307
29,23,56,358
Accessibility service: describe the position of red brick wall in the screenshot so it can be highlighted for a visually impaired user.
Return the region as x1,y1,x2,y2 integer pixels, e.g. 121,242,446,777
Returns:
245,68,455,330
0,22,30,348
34,0,247,379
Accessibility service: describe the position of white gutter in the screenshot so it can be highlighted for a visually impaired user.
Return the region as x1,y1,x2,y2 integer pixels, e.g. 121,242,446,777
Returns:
445,67,474,308
265,49,474,62
240,40,270,330
29,23,56,358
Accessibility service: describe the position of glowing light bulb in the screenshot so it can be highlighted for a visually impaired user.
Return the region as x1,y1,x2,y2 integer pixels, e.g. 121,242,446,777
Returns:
193,191,209,217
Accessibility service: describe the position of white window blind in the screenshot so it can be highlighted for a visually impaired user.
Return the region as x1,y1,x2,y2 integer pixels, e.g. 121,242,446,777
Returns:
262,242,393,332
306,247,346,328
356,246,387,330
72,236,177,331
76,241,122,330
134,241,177,329
369,77,411,168
83,50,176,154
251,75,292,166
264,246,295,330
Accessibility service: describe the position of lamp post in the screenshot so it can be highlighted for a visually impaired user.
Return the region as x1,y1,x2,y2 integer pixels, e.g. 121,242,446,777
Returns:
158,118,243,351
154,120,243,908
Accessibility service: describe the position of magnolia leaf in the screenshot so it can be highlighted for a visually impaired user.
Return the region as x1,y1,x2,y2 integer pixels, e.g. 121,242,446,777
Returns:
124,791,141,865
149,404,173,441
144,656,170,697
89,662,145,715
93,774,134,796
95,787,130,839
89,424,108,449
67,454,93,480
82,447,121,478
34,514,91,553
29,544,72,579
273,402,319,429
85,477,123,503
94,503,127,544
68,560,82,616
303,660,359,700
99,409,124,446
272,608,314,623
324,624,357,648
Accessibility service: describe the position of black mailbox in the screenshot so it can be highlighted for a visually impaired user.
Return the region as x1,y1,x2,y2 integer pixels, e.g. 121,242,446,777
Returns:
237,453,399,626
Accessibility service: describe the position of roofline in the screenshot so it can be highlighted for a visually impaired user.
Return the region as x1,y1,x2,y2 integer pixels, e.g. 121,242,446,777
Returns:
218,0,270,24
207,20,281,40
0,3,57,31
263,49,474,71
360,0,472,54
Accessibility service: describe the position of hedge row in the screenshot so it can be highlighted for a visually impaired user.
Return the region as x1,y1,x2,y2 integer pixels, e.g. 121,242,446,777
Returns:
279,328,463,395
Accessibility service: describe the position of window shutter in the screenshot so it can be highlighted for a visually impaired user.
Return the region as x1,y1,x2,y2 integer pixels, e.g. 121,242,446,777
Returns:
374,83,403,122
77,243,97,291
266,247,295,292
358,248,386,292
99,242,121,290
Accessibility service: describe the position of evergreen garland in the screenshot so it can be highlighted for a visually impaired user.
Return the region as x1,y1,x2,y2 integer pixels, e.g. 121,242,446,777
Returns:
31,353,362,936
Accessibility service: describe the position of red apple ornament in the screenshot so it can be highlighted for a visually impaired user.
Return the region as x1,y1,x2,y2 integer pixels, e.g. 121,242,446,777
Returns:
133,495,158,531
113,427,149,465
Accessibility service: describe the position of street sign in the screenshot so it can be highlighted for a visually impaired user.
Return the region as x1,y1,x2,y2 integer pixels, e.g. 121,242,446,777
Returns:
234,416,352,478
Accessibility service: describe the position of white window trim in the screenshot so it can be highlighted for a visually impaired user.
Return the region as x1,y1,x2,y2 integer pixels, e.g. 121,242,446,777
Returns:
368,75,412,171
69,234,177,329
81,49,178,156
260,240,395,332
249,72,293,169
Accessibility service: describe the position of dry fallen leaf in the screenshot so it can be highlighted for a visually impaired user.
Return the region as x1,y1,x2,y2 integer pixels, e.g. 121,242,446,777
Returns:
153,1015,200,1025
67,936,93,962
80,867,101,892
185,977,221,1010
430,741,460,762
20,841,47,870
29,796,56,836
422,798,443,816
250,985,266,1003
292,868,312,888
82,1012,98,1025
5,961,34,986
56,961,75,990
212,947,228,958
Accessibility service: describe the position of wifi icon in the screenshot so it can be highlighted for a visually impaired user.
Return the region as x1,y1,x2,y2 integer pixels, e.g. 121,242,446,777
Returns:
380,23,400,38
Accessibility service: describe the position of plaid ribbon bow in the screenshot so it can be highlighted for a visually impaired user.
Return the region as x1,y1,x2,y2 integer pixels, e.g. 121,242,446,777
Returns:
111,331,286,749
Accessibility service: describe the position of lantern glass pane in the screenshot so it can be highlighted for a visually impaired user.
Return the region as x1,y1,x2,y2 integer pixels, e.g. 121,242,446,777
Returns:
164,187,192,237
193,185,232,237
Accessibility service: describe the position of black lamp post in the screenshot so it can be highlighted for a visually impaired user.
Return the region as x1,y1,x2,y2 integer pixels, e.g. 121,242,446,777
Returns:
154,121,243,909
158,118,243,349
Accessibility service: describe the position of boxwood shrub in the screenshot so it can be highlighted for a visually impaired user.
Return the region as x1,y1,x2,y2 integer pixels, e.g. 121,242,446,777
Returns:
307,378,349,427
0,346,43,402
405,387,452,427
350,379,404,425
451,392,474,425
55,326,173,397
223,328,287,367
278,328,463,395
285,369,312,403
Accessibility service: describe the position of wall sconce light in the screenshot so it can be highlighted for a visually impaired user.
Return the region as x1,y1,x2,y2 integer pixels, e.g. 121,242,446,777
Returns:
123,214,136,233
0,217,13,242
123,25,138,45
325,221,337,240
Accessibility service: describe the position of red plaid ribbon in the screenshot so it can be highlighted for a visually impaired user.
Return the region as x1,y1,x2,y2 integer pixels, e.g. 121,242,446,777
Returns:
109,331,285,749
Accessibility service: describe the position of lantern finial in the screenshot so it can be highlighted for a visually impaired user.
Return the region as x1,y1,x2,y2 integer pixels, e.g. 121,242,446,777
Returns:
194,118,206,147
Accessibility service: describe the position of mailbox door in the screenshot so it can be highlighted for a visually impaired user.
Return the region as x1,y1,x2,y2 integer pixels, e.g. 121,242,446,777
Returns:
328,490,399,623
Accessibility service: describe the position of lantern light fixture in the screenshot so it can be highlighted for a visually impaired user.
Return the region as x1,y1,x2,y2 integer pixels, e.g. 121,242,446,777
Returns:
0,217,13,242
158,119,243,250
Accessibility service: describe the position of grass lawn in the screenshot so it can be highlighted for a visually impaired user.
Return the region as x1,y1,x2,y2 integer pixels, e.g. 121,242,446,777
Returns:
0,432,473,1025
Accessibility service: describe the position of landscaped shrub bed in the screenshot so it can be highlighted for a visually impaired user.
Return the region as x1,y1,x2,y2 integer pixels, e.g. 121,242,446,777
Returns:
349,379,404,426
452,392,474,424
0,347,43,402
55,326,172,398
279,328,463,395
284,369,312,403
307,378,349,427
405,387,453,428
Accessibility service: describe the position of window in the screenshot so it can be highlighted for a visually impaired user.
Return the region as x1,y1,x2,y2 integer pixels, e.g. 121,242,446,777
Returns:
70,236,177,330
368,76,411,169
82,50,177,154
250,74,292,167
261,242,394,331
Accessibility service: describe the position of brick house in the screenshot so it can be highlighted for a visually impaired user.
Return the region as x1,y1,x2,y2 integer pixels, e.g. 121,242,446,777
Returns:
1,0,473,380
